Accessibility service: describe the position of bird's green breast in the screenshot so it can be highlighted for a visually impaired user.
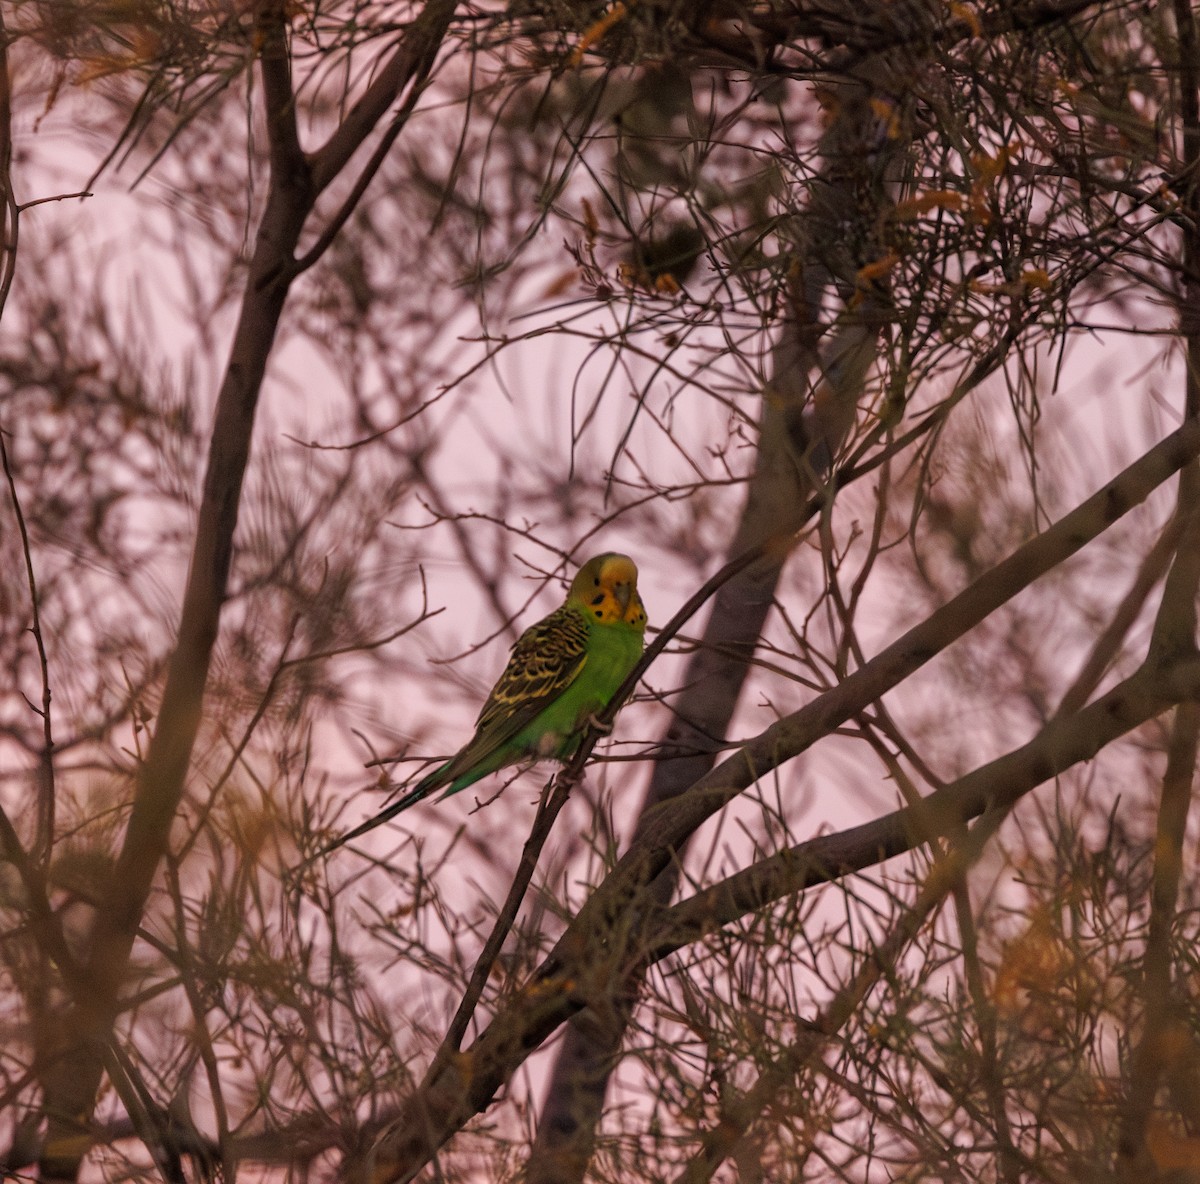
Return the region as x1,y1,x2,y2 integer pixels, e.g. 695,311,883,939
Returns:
516,613,643,761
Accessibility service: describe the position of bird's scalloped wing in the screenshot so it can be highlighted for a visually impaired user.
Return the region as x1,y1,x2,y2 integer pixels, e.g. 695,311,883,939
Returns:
441,605,590,777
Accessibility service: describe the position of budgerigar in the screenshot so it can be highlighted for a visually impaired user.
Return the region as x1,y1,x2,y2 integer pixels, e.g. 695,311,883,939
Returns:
326,553,647,852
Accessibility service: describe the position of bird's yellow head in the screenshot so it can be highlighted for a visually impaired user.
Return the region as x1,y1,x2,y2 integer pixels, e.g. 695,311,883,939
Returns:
568,553,648,632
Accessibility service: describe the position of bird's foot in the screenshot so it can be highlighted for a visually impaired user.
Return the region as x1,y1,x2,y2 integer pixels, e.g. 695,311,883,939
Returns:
583,712,613,736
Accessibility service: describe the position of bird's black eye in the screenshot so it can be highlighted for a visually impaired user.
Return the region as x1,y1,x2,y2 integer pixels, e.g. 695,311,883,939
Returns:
591,594,605,606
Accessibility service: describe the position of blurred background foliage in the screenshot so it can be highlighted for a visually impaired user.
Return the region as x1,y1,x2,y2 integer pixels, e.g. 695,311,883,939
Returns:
1,1,1199,1181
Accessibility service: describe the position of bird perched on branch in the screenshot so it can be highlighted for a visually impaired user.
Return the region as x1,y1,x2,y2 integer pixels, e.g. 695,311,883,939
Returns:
317,553,647,856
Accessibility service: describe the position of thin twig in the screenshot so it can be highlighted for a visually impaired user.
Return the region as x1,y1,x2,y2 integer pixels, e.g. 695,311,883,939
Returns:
0,429,55,863
951,864,1021,1184
0,9,18,326
164,856,235,1183
439,771,576,1057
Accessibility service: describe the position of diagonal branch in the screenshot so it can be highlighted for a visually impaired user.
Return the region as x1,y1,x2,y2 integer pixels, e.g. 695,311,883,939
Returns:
308,0,458,195
368,649,1200,1183
0,429,55,862
557,415,1200,957
366,409,1200,1182
644,663,1182,963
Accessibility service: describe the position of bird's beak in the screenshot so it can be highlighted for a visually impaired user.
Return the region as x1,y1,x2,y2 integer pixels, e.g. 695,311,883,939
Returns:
614,582,632,615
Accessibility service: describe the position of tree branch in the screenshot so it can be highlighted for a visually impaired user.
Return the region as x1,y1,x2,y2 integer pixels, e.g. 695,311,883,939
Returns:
368,644,1200,1183
367,409,1200,1182
308,0,458,195
29,1,449,1173
0,428,55,863
0,6,18,326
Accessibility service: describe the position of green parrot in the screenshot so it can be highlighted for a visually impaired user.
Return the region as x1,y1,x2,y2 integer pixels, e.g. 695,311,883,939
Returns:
326,553,647,852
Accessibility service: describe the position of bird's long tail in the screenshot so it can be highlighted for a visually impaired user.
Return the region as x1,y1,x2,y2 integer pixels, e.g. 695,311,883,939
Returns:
296,766,445,870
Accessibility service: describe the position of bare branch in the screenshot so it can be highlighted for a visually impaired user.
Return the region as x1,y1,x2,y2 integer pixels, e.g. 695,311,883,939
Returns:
308,0,459,195
0,429,54,862
0,7,17,326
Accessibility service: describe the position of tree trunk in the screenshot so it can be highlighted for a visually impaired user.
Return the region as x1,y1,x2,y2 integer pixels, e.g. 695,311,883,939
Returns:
527,56,912,1184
